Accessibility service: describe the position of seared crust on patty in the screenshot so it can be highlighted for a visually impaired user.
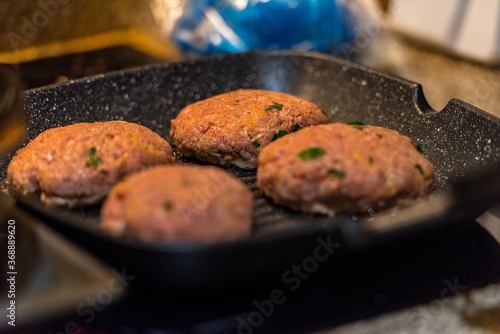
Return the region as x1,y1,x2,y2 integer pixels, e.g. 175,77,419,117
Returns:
257,123,435,215
7,121,174,207
170,89,330,169
100,165,253,243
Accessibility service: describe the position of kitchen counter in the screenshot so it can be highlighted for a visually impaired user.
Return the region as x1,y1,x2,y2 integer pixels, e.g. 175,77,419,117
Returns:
357,31,500,117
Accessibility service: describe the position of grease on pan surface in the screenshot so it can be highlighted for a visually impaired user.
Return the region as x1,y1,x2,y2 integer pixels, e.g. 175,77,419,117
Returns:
101,165,254,243
170,89,331,169
257,123,435,216
7,121,174,208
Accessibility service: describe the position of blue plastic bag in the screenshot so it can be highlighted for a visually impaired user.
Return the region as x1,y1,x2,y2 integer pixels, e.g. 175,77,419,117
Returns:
172,0,358,56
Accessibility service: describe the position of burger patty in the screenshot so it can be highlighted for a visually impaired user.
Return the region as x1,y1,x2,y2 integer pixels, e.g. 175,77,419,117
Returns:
7,121,174,207
100,165,254,243
257,123,435,215
170,89,330,169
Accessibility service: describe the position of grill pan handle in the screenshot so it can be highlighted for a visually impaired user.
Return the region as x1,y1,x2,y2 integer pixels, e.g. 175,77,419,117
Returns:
339,167,500,249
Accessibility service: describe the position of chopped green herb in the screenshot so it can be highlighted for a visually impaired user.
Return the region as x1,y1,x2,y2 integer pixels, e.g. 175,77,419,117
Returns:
85,147,96,156
414,163,424,175
266,102,283,111
163,201,174,211
271,125,302,141
376,133,383,139
272,130,289,141
249,133,261,148
368,156,374,164
333,158,341,163
84,146,101,169
328,168,346,178
299,147,326,161
321,109,329,118
86,156,101,169
347,121,365,130
413,142,424,154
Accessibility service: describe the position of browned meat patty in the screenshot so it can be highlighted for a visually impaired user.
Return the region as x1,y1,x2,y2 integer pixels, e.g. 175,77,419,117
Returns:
257,123,435,215
170,89,330,169
100,165,253,243
7,121,174,207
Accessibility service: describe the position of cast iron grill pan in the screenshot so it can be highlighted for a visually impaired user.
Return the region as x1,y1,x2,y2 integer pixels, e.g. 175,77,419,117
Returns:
2,50,500,289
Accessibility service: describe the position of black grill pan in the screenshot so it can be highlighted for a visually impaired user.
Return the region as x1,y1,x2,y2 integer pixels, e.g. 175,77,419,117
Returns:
2,50,500,290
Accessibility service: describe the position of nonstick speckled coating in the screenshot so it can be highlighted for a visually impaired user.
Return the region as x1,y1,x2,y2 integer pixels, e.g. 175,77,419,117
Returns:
2,50,500,289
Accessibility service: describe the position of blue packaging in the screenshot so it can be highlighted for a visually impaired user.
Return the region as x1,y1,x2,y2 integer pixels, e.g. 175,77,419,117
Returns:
172,0,358,56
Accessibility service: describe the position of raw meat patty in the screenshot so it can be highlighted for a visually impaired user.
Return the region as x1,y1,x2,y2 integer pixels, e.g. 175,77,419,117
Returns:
170,89,330,169
257,123,435,215
100,165,253,243
7,121,174,207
